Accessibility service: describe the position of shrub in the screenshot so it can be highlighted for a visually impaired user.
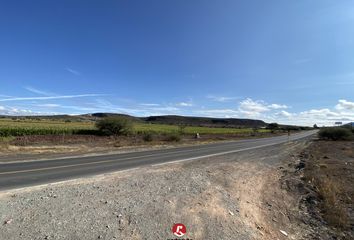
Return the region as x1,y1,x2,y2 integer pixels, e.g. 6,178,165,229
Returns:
143,132,154,142
178,125,186,134
318,127,352,141
165,132,181,142
267,123,279,130
96,117,133,136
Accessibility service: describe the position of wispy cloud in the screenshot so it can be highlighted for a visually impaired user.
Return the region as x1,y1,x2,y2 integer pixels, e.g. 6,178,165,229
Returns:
176,102,193,107
0,94,106,102
24,86,52,96
36,103,61,108
65,67,81,76
140,103,161,107
207,95,241,102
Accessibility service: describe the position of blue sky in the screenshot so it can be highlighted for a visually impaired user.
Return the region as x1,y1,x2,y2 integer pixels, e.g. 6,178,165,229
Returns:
0,0,354,126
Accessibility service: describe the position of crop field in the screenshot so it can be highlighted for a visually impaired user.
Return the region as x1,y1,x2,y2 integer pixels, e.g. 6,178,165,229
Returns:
0,119,96,136
134,123,270,134
0,118,269,137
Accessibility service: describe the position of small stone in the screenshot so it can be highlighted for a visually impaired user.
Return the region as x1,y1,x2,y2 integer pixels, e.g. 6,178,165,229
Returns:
228,210,234,216
280,230,288,236
4,219,13,225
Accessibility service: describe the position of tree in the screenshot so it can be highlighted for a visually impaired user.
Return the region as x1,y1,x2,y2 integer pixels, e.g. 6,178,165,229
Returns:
96,117,133,136
267,123,279,130
313,124,319,129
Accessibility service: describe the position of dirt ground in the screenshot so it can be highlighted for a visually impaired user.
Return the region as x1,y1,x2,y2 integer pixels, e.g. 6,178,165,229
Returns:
0,138,320,240
281,140,354,240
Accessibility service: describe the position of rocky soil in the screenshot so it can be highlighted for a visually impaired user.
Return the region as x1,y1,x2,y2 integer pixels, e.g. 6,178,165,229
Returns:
0,139,337,240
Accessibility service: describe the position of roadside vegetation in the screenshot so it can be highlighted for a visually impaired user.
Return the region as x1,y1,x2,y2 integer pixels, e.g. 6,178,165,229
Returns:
0,117,272,137
318,127,354,140
0,117,311,156
302,140,353,233
96,117,133,136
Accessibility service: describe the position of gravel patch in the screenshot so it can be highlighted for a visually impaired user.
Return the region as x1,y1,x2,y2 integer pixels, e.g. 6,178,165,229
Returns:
0,141,310,240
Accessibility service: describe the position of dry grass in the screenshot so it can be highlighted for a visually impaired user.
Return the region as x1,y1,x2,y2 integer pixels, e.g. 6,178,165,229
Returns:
304,141,354,230
315,177,349,229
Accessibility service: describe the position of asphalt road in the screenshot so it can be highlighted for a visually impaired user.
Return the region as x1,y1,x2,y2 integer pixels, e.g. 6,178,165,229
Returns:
0,131,317,190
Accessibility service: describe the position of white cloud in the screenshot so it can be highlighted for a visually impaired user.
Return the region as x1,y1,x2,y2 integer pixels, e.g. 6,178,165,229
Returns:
234,98,354,126
176,102,193,107
65,67,81,76
268,104,288,109
1,94,353,127
276,110,292,118
335,99,354,110
237,98,289,118
273,100,354,126
238,98,270,117
0,106,45,116
299,108,339,117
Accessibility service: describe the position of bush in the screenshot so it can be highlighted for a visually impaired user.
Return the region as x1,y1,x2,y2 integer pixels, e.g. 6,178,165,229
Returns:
165,132,181,142
178,125,186,134
318,128,352,141
96,117,133,136
267,123,279,130
143,132,154,142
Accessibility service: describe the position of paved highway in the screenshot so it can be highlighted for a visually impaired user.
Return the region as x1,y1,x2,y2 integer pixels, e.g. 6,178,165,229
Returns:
0,130,317,190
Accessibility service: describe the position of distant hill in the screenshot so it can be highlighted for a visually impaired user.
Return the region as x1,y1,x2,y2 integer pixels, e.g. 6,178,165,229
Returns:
344,122,354,127
85,113,267,128
85,113,141,122
0,113,267,128
141,115,266,128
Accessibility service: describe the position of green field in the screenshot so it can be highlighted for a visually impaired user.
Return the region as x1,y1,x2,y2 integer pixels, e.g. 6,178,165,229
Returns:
0,118,269,137
134,123,269,134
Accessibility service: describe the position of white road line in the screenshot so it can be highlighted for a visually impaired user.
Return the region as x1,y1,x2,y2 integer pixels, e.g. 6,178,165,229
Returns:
151,140,284,167
152,131,316,167
0,131,315,175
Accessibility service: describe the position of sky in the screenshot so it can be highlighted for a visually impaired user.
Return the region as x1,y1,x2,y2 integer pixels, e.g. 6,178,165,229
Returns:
0,0,354,126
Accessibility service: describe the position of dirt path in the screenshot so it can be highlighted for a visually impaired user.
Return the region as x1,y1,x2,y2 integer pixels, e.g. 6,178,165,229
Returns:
0,140,313,239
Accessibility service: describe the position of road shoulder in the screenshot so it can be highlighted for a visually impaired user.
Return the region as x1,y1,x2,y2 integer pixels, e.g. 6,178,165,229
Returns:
0,139,323,240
